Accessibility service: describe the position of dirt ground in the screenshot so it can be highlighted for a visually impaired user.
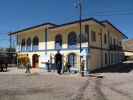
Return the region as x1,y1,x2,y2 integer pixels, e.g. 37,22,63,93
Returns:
0,62,133,100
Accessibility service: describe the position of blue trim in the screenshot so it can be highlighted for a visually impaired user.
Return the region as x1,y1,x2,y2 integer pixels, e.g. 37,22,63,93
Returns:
32,45,39,52
26,46,32,52
20,47,90,53
21,47,26,52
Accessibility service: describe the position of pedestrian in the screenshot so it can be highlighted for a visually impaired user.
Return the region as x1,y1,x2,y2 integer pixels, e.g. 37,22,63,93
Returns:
67,62,71,73
63,62,68,73
25,54,31,73
80,60,85,77
26,61,31,73
47,60,51,72
55,50,62,74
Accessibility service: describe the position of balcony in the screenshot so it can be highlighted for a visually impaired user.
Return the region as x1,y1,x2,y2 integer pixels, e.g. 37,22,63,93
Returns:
32,45,39,52
21,47,26,52
109,44,123,50
55,43,62,50
26,46,32,52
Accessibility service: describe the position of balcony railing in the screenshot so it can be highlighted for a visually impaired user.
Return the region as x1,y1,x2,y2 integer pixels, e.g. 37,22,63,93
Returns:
109,44,123,50
21,47,26,52
26,46,31,52
55,43,62,50
68,45,77,49
32,45,38,51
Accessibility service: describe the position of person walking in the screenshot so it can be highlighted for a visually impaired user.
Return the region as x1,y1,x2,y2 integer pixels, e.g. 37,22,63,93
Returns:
55,51,62,74
47,60,51,72
25,54,31,73
67,62,71,73
26,61,31,73
80,60,85,77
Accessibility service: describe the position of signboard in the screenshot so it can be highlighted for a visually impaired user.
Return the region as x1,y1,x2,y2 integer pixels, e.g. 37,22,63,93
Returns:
80,48,89,56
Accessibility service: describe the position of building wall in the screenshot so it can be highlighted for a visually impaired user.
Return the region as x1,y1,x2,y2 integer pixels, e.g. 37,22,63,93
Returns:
15,20,124,71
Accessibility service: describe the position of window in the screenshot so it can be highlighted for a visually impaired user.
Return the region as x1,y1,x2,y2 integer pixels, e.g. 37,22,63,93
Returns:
104,34,107,44
17,42,21,52
68,32,77,48
21,39,25,52
119,41,122,46
68,53,76,67
80,34,87,43
105,53,107,64
32,36,39,51
79,25,89,43
85,25,89,33
111,53,113,64
113,38,116,45
55,34,62,49
26,38,31,52
91,31,96,42
109,37,112,45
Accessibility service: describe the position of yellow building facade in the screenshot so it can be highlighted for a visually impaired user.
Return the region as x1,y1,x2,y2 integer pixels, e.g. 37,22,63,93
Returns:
10,18,127,72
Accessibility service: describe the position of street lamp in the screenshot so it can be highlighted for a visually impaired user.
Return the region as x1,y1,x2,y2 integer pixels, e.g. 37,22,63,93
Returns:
75,0,84,75
9,32,12,64
75,0,83,64
99,32,103,68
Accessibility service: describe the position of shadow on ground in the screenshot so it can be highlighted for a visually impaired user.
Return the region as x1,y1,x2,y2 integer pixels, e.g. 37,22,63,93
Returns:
91,61,133,73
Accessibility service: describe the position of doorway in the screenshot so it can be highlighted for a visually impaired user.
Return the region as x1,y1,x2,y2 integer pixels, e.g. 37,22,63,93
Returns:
68,53,76,67
32,54,39,68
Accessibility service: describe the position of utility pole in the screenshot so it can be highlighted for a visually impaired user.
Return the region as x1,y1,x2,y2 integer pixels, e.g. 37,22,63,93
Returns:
75,0,84,76
79,0,83,74
45,27,48,55
99,32,103,68
16,33,19,66
9,33,12,50
75,0,83,66
9,32,12,64
79,0,82,54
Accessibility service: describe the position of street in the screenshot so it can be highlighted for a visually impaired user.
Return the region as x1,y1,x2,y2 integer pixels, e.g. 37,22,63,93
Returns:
0,65,133,100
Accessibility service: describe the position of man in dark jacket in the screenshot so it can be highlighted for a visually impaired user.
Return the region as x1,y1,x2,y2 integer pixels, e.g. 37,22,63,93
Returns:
55,51,62,74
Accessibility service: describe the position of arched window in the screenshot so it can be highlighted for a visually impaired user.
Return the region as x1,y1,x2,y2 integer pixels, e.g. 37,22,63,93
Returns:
55,34,62,49
68,53,76,67
21,39,25,52
32,36,39,51
68,32,77,48
26,38,31,51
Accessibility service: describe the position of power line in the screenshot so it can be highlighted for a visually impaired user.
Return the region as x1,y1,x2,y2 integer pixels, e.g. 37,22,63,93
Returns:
91,9,133,14
90,12,133,16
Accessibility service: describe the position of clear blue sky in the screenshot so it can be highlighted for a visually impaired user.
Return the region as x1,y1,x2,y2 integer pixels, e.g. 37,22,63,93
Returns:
0,0,133,48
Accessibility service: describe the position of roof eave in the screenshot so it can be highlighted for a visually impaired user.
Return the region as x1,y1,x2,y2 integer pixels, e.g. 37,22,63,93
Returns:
9,22,57,35
101,20,128,39
49,17,105,29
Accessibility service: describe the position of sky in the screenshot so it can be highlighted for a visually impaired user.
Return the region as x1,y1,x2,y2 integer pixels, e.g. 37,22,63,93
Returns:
0,0,133,48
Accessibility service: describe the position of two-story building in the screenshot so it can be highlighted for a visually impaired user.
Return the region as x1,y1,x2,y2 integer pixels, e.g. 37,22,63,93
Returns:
9,18,127,71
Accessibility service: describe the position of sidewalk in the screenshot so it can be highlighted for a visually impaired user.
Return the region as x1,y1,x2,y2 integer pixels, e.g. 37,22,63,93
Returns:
0,67,81,77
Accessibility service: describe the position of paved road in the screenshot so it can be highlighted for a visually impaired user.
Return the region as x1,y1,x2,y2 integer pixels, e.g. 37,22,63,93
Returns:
0,68,133,100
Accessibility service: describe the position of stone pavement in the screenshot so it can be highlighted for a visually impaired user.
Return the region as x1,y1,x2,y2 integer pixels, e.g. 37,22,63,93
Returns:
0,67,80,77
0,67,133,100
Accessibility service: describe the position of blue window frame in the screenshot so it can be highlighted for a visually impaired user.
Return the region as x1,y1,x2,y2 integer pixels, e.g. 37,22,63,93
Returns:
21,47,25,52
55,34,62,50
68,32,77,48
21,39,25,52
26,38,31,52
32,36,39,51
68,53,76,67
